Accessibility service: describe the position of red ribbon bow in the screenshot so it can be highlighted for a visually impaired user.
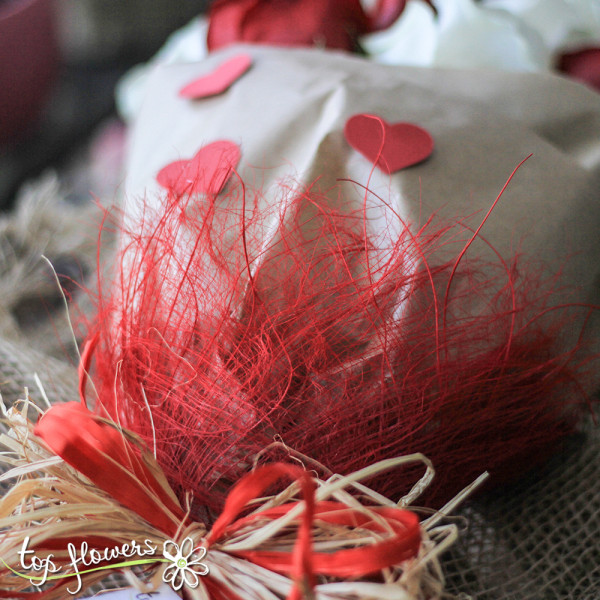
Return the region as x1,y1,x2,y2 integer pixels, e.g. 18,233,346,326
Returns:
30,402,421,599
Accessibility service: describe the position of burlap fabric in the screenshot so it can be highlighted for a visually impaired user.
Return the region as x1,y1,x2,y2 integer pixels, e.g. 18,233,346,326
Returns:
0,174,96,405
444,415,600,599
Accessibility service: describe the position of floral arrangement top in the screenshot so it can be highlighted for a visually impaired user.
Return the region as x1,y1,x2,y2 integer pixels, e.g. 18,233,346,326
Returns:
117,0,600,120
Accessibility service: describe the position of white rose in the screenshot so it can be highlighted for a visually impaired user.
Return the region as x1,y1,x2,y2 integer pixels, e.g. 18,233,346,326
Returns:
483,0,600,52
362,0,550,71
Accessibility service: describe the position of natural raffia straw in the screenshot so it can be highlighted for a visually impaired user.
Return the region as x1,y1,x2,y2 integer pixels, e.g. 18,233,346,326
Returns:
0,395,486,599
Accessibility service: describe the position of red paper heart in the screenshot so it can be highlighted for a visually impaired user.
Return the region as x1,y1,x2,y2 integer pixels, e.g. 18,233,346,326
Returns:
179,54,253,99
156,140,241,196
344,114,433,174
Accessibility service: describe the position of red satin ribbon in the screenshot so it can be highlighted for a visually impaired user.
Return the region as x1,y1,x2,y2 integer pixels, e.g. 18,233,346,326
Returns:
225,501,421,577
33,403,421,599
206,462,318,599
34,402,186,538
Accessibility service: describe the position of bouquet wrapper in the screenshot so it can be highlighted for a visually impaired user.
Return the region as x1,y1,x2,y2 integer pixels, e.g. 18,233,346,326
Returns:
126,45,600,320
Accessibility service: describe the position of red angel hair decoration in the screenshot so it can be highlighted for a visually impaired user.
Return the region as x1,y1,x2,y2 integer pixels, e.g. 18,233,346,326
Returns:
206,0,408,52
82,152,596,525
0,398,471,600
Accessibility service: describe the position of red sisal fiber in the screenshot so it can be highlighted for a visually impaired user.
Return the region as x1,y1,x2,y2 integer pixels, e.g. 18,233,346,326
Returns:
86,171,595,520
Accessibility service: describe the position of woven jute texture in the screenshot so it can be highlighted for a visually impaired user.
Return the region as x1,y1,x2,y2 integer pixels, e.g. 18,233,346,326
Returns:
443,414,600,599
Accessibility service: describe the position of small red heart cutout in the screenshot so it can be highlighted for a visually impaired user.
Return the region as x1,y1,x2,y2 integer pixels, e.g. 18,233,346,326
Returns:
156,140,241,196
179,54,253,99
344,114,433,174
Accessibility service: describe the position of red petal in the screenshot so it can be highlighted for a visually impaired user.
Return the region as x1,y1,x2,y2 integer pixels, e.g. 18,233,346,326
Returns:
558,46,600,92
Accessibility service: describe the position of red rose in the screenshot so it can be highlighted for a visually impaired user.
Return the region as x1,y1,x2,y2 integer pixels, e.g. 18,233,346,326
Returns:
207,0,407,52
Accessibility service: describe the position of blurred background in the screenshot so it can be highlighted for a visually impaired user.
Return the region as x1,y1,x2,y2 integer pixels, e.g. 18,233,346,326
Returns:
0,0,210,209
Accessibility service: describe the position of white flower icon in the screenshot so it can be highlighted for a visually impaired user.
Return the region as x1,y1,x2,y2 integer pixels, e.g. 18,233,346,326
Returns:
162,537,209,590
